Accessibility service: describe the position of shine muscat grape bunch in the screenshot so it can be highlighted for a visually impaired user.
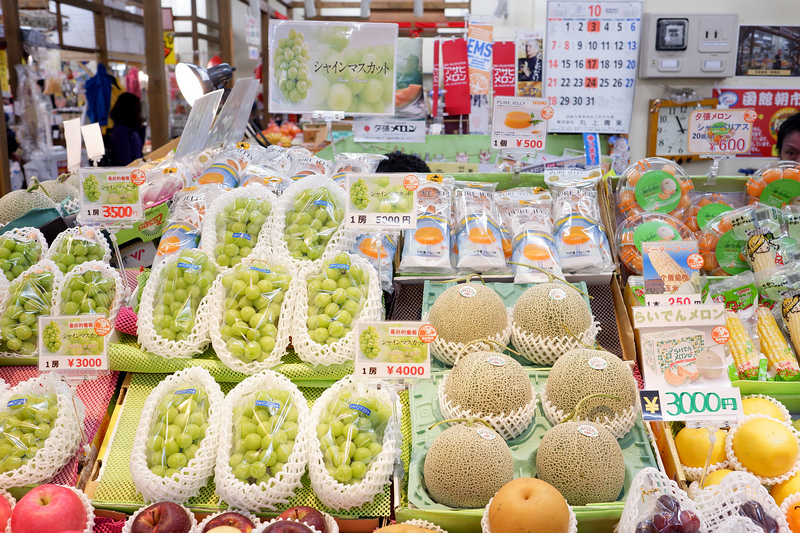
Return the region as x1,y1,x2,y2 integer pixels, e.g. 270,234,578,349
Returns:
317,391,391,484
275,29,311,104
146,388,210,478
0,270,56,354
42,321,62,352
319,44,395,114
50,237,105,274
82,175,100,202
60,269,116,316
350,179,370,210
221,263,291,363
0,235,41,281
151,250,217,342
228,389,300,485
359,326,380,359
0,393,59,474
306,254,369,346
214,198,272,268
284,187,344,261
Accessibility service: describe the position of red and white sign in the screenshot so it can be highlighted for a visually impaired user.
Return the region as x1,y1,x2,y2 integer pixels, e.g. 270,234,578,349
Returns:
442,39,471,115
687,109,755,155
492,41,516,97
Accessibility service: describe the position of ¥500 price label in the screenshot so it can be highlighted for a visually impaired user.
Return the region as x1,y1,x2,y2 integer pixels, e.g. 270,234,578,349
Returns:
354,321,435,381
77,167,145,226
38,315,110,373
640,387,743,423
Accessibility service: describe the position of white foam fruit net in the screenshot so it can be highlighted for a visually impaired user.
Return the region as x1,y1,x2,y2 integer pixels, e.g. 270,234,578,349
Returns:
192,509,261,533
209,253,298,373
138,249,218,358
617,467,708,533
292,252,382,366
122,502,198,533
129,366,224,503
308,375,399,510
694,471,789,532
0,373,82,488
44,226,112,272
214,370,312,511
1,488,13,533
426,310,512,367
1,226,48,273
510,318,600,365
481,496,577,533
682,459,730,484
742,394,792,423
540,390,638,440
725,414,800,485
52,260,126,325
437,374,537,441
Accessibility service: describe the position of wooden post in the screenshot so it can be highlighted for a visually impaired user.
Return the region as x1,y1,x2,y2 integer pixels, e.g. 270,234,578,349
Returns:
93,1,109,66
2,0,22,99
261,10,270,127
143,0,169,149
218,0,234,68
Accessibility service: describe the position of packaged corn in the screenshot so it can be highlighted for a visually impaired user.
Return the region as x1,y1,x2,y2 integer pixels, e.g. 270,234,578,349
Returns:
725,310,761,380
755,306,800,380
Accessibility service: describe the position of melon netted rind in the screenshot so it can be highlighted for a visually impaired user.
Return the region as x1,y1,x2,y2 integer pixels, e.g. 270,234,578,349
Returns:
0,190,57,226
428,283,509,345
443,351,533,417
512,283,592,339
423,424,514,509
535,421,625,506
38,181,79,204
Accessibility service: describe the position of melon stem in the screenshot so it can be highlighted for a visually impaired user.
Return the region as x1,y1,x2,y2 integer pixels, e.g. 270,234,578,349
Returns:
454,338,521,365
508,262,592,299
561,324,607,352
27,176,53,200
561,393,621,424
428,417,493,430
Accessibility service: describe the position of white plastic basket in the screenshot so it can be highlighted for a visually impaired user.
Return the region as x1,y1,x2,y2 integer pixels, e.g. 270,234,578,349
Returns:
129,367,224,503
291,253,382,366
192,509,261,533
742,394,792,423
426,309,512,367
725,414,800,485
52,260,126,325
44,226,112,269
481,496,577,533
694,471,789,532
214,370,312,511
540,390,638,440
308,375,399,510
510,319,600,365
121,501,198,533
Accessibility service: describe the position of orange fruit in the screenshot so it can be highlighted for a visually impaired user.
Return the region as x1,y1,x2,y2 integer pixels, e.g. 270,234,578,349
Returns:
788,503,800,533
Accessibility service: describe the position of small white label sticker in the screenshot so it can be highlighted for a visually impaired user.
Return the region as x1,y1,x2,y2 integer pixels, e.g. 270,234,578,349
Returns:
476,427,497,440
578,424,599,438
549,288,566,301
486,355,506,367
588,356,607,370
459,285,478,298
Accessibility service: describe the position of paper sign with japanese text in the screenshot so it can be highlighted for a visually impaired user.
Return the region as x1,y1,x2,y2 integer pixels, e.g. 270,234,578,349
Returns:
687,108,755,155
345,173,418,230
354,321,433,381
353,117,425,143
491,96,549,152
77,167,145,226
632,303,727,329
492,41,516,97
642,240,700,296
38,315,110,372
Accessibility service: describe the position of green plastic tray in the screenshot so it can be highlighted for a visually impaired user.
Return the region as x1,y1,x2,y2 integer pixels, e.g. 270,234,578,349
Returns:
91,373,393,519
397,369,657,533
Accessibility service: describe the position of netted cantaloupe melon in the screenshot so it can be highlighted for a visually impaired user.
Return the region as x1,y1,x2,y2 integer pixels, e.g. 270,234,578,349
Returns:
38,180,79,204
535,421,625,506
545,348,636,424
0,190,57,226
423,423,514,508
428,282,508,345
444,351,532,417
512,282,592,339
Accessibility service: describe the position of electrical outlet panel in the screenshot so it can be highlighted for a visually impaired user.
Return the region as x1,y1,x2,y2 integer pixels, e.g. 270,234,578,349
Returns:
639,13,738,78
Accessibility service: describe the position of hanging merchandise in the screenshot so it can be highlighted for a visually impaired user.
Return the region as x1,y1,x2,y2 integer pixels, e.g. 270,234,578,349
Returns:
442,39,471,116
125,67,141,98
84,64,114,127
14,65,51,156
398,176,456,275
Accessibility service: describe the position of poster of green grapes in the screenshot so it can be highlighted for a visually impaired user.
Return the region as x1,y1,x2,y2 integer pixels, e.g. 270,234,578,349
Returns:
268,20,398,115
354,321,434,380
345,173,419,229
38,316,110,371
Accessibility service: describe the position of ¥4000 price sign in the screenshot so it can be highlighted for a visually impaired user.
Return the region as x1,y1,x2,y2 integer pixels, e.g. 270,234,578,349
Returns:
639,387,743,423
354,321,436,381
77,167,145,225
38,315,111,373
545,1,642,133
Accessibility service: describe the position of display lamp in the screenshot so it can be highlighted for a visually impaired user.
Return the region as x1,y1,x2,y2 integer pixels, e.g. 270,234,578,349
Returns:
176,62,234,106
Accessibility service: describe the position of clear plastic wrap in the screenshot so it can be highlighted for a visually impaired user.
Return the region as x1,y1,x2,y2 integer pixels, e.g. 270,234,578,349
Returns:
289,155,331,181
695,471,786,533
330,153,387,187
398,176,456,275
194,152,251,188
453,183,506,274
52,260,126,325
241,164,290,194
141,167,187,208
682,193,742,235
45,227,111,274
352,233,398,292
0,227,47,282
746,161,800,207
617,157,693,218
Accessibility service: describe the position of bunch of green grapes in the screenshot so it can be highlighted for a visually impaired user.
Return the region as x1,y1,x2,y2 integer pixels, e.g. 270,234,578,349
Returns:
147,388,209,478
220,262,291,363
349,179,370,210
214,198,271,268
42,321,62,352
0,271,56,354
151,250,217,342
0,393,58,473
0,236,41,281
284,188,343,261
275,29,310,104
377,184,413,213
61,269,115,315
317,392,390,484
322,44,395,113
50,237,105,274
359,326,380,359
228,389,299,485
83,175,100,202
306,254,368,346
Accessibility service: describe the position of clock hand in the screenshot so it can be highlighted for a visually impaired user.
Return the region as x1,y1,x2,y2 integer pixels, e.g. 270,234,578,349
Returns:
676,116,686,134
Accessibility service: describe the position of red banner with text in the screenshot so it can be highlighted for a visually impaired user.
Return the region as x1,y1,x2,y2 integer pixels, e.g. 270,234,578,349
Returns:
442,38,471,116
432,38,440,117
493,41,516,97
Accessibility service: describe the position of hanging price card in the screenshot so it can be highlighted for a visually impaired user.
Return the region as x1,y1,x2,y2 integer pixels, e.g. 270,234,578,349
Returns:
38,315,110,372
77,167,145,225
687,108,756,155
490,96,550,151
354,321,434,380
639,387,743,424
345,173,419,229
544,0,642,133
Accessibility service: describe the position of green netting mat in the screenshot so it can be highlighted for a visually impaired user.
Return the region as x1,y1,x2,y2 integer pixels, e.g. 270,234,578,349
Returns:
399,389,411,508
109,334,353,385
91,373,392,519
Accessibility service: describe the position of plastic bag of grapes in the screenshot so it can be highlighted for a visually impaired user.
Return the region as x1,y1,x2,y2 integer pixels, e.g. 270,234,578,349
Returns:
618,467,707,533
215,371,312,511
0,373,82,488
52,261,125,324
308,375,398,510
45,227,111,274
130,366,224,503
200,185,277,271
0,227,47,282
209,256,297,373
292,252,382,366
0,261,63,357
138,249,218,358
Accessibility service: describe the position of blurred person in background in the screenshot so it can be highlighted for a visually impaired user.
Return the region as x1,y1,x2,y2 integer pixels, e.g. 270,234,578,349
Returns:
778,113,800,163
108,92,145,166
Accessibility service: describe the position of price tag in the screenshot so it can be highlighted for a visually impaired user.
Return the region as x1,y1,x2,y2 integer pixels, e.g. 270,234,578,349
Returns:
490,96,549,151
345,173,419,230
77,167,145,225
687,108,756,155
639,387,743,424
644,293,704,307
354,321,434,381
38,315,110,373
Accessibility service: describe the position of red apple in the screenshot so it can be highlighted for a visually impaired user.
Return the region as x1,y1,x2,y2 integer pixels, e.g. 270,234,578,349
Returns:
0,494,12,531
202,512,255,533
277,507,327,533
131,502,192,533
10,484,86,533
261,520,314,533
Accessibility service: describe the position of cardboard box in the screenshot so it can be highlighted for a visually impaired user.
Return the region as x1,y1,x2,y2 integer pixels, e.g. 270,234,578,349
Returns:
641,328,704,373
303,123,329,144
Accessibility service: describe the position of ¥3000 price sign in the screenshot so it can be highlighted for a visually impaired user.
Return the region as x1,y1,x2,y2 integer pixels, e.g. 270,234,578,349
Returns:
545,1,642,133
639,387,743,424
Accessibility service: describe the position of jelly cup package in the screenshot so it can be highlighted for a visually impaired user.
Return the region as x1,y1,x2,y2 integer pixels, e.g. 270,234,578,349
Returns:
398,176,455,275
331,153,387,188
616,213,694,275
746,160,800,207
352,233,398,292
617,157,693,219
682,193,742,235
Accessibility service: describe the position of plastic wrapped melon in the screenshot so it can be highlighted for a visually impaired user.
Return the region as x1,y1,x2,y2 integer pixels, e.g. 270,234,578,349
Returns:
45,227,111,274
52,261,126,324
0,227,47,282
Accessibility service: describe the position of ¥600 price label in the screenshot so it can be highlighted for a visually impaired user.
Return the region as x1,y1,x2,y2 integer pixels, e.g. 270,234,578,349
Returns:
640,388,743,423
78,167,145,226
688,109,756,155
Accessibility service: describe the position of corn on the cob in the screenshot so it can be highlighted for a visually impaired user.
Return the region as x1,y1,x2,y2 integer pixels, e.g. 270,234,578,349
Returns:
756,306,800,379
726,310,760,380
648,249,690,292
746,234,775,273
781,295,800,373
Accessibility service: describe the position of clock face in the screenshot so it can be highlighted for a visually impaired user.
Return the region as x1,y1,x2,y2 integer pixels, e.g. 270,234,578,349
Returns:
655,105,713,157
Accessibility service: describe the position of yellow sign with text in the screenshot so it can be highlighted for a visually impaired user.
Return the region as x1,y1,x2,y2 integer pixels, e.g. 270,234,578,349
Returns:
163,31,176,65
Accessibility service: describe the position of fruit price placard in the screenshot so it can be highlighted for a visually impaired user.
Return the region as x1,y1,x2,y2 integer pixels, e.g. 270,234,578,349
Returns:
345,173,419,229
38,315,110,372
687,108,756,155
268,20,398,115
639,387,743,424
491,96,550,152
544,0,642,133
77,167,144,226
355,321,434,381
